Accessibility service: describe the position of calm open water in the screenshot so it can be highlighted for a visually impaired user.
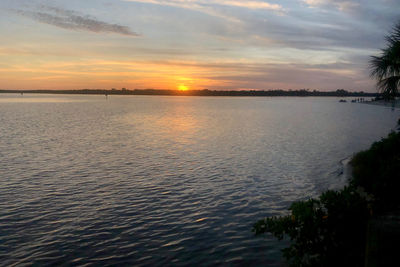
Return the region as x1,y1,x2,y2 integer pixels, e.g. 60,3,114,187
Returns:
1,94,399,266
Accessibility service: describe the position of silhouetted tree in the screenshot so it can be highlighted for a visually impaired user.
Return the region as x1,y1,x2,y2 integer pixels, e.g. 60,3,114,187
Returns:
370,22,400,99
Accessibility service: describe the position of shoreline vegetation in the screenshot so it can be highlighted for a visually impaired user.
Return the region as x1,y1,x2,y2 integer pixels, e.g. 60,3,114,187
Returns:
253,130,400,267
0,89,379,97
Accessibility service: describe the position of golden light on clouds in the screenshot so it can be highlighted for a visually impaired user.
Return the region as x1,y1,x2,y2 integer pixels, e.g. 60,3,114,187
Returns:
0,58,218,90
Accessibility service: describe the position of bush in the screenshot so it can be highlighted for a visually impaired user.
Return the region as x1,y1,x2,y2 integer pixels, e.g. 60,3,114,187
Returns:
254,132,400,266
253,186,370,266
350,131,400,212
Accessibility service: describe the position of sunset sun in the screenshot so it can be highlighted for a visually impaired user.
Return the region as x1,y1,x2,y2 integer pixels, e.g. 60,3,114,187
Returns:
178,85,189,91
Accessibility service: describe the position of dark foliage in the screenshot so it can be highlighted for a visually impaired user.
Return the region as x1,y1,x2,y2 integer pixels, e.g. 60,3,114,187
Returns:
350,131,400,213
254,132,400,266
253,187,370,267
370,22,400,99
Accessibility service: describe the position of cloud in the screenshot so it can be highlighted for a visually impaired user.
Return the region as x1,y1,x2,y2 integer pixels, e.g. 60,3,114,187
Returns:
204,0,283,11
125,0,283,10
123,0,285,17
202,62,371,91
302,0,359,11
297,0,400,48
12,5,139,36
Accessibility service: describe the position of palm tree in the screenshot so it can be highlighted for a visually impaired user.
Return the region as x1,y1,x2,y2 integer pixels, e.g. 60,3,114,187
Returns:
370,22,400,99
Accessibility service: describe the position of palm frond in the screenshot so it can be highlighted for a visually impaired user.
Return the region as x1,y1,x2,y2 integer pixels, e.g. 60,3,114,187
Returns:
370,55,392,79
370,21,400,98
376,75,400,98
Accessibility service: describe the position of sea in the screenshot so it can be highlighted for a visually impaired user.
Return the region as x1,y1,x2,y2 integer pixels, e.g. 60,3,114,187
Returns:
1,94,399,266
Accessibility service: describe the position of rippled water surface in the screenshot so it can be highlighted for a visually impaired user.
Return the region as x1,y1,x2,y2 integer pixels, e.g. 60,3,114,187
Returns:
1,94,399,266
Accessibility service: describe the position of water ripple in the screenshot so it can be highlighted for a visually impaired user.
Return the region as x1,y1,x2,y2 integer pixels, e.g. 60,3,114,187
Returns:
1,95,399,265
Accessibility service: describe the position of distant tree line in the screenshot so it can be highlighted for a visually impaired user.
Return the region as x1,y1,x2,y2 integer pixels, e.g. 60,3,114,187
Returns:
0,88,380,97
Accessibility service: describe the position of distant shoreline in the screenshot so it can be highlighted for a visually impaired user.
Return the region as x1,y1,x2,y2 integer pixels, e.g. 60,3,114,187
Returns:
0,89,379,97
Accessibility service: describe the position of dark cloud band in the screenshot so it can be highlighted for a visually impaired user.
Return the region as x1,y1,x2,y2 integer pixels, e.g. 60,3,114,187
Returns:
13,5,139,36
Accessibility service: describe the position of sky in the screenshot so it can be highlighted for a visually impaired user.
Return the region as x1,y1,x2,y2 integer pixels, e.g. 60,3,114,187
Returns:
0,0,399,91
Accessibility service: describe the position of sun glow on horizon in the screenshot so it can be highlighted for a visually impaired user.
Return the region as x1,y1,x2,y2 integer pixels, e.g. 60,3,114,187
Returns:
178,84,189,91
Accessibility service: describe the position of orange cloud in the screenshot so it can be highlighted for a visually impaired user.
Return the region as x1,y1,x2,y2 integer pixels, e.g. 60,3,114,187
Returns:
125,0,284,11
